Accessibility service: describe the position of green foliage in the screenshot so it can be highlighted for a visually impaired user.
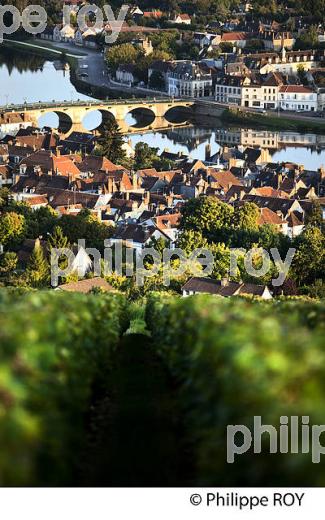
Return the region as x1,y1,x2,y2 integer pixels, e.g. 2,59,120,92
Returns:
305,200,323,229
146,293,325,486
232,202,259,231
0,252,18,274
0,211,25,248
180,196,234,236
48,226,70,250
0,290,127,485
26,241,49,288
134,142,160,170
292,226,325,285
149,70,165,90
96,118,127,165
105,43,139,71
59,209,112,252
294,25,319,49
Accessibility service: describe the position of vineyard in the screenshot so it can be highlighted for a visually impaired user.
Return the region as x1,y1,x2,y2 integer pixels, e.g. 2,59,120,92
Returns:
0,290,324,486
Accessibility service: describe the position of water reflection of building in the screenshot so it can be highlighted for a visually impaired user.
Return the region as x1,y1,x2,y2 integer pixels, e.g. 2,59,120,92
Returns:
214,128,325,152
164,126,214,152
52,61,70,74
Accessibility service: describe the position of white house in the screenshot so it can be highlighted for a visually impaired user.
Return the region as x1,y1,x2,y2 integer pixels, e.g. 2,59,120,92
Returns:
116,64,139,85
167,61,213,97
278,85,317,111
109,223,171,258
174,13,191,25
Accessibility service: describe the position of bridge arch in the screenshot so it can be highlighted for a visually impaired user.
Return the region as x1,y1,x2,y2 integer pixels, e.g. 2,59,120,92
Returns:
164,105,193,125
125,107,156,129
38,110,73,133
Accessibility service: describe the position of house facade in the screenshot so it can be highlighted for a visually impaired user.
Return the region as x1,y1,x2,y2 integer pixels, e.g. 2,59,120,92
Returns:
278,85,317,111
167,61,213,97
116,65,139,85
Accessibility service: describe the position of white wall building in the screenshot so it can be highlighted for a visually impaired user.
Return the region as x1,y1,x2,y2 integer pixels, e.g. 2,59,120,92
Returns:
278,85,317,111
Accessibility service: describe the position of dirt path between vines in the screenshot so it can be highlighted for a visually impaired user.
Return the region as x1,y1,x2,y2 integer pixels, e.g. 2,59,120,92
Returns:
81,333,193,486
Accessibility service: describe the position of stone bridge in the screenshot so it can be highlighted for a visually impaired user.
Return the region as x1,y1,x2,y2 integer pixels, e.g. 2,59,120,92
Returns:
0,98,199,136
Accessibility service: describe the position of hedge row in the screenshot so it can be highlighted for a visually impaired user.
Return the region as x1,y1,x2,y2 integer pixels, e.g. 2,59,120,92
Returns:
0,290,127,485
146,293,325,486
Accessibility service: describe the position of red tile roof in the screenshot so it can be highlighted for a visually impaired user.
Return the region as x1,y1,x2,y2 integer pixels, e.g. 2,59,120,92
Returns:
221,32,247,41
279,85,314,93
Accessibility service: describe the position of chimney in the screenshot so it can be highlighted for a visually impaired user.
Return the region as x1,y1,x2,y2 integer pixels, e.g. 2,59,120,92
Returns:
277,172,283,189
13,172,20,185
319,166,325,180
132,172,138,189
108,177,114,193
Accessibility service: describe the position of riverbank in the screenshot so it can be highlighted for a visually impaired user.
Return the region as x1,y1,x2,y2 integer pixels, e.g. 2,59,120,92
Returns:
3,38,169,101
3,38,86,63
223,107,325,133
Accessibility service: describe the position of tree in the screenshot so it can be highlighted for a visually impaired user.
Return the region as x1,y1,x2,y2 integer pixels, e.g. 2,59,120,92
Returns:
96,118,127,165
26,240,49,287
180,196,234,237
209,242,231,280
305,200,323,229
219,42,233,53
105,43,139,71
0,252,18,274
0,211,25,248
60,210,112,253
48,226,70,273
292,227,325,285
0,188,10,208
149,70,165,90
177,229,208,254
149,31,178,56
299,25,319,49
233,202,260,231
48,226,70,250
134,142,160,170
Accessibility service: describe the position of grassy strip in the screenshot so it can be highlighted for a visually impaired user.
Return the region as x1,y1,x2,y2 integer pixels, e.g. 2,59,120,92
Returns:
124,301,150,336
88,332,190,486
222,108,325,133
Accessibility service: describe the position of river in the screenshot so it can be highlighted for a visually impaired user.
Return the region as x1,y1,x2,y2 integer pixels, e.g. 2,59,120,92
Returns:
1,46,325,170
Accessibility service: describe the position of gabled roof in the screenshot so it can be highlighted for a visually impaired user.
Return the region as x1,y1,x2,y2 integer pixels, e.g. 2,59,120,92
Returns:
257,207,286,226
112,223,170,243
279,85,315,94
56,277,113,293
182,277,271,298
12,174,70,192
286,211,304,227
79,155,121,173
154,212,181,229
221,31,247,41
209,169,243,190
